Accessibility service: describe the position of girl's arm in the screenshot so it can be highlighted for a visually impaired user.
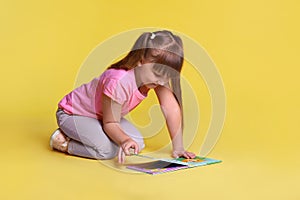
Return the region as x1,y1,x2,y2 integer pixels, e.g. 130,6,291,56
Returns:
154,86,195,159
102,94,139,163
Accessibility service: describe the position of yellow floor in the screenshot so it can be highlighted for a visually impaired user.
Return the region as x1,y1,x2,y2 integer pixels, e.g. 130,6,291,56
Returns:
1,114,299,200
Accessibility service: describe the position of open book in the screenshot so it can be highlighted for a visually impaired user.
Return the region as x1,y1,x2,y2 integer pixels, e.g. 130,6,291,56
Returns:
126,155,221,175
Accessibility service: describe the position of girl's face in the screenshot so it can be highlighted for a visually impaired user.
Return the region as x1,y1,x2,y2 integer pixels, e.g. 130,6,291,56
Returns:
137,62,170,89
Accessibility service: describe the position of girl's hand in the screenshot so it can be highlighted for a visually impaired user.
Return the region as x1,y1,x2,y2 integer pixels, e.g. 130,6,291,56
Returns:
118,138,139,163
172,150,196,159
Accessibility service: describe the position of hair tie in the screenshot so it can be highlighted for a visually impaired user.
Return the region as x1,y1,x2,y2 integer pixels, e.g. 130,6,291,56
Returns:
150,33,156,39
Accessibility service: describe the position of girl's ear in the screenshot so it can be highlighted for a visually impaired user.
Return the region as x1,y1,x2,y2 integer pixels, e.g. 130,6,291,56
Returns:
139,58,147,65
137,60,142,66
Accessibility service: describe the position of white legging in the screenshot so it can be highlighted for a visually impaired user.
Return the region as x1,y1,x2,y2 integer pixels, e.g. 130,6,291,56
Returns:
56,109,145,160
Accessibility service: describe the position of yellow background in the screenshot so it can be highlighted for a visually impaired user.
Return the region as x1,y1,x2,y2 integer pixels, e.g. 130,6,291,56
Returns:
1,0,299,199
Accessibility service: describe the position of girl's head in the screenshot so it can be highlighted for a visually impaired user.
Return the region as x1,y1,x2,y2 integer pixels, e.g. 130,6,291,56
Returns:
109,30,184,108
109,30,183,73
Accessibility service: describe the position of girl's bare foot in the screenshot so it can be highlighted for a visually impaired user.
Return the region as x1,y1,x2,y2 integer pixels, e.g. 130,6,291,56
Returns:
50,129,70,153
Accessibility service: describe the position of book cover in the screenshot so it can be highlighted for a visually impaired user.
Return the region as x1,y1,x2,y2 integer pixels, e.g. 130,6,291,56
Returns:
161,156,222,167
126,156,221,175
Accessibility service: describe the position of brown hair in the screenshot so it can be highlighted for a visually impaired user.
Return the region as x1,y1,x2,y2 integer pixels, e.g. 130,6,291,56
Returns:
109,30,183,72
108,30,184,128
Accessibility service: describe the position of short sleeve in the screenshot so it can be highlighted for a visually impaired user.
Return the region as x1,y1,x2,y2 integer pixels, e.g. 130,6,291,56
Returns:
102,78,128,105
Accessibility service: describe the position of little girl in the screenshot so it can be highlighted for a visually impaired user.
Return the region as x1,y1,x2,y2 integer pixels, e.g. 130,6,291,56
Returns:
50,30,196,163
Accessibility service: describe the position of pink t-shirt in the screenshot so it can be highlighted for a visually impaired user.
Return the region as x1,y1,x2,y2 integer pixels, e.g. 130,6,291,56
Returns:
58,68,147,119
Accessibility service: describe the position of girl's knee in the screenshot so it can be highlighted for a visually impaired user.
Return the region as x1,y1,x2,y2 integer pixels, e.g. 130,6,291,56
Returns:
136,140,145,152
93,144,118,160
